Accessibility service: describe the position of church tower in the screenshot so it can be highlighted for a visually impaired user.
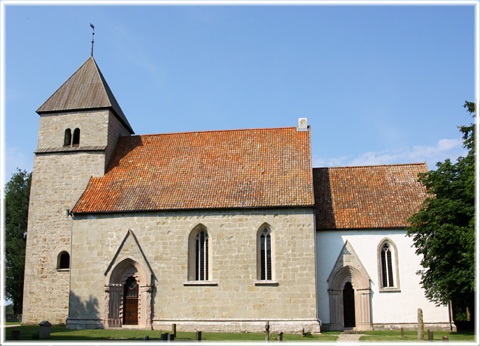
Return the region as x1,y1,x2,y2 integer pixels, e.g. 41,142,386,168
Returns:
22,57,134,324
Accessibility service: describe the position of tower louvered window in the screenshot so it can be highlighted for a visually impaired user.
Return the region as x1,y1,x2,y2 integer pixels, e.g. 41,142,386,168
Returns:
195,230,209,281
381,242,394,287
64,129,72,146
260,227,272,280
72,128,80,146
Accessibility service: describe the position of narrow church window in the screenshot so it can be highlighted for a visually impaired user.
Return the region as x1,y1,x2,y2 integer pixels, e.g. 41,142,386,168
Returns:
64,129,72,146
259,227,272,280
378,239,400,290
72,128,80,146
381,243,394,287
58,251,70,269
195,230,209,281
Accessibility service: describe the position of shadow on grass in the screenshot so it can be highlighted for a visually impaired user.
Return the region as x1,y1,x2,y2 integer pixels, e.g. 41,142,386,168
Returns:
359,329,475,342
5,326,339,342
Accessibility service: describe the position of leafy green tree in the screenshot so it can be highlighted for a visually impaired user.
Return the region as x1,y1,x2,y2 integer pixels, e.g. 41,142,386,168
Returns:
5,169,31,314
407,101,475,324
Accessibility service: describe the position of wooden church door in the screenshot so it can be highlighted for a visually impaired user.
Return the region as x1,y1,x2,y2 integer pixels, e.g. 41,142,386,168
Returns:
343,282,356,328
123,276,139,325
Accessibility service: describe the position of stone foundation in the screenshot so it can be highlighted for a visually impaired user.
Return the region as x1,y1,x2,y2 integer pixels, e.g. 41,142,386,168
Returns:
321,322,455,332
372,322,456,332
66,318,104,330
66,318,321,333
152,319,321,334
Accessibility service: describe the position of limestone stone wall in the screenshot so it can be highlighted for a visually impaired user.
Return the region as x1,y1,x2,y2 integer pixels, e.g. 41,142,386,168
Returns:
22,152,105,324
105,112,132,171
67,208,319,332
36,110,110,149
23,109,131,325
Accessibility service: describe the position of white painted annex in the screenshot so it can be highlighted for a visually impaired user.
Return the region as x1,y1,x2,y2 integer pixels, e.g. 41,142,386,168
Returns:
315,230,452,330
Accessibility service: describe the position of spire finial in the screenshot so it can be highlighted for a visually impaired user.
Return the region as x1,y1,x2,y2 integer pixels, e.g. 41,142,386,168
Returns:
90,23,95,57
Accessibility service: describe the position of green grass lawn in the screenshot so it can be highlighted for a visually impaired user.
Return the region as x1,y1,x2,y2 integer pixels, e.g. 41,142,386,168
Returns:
359,330,476,342
4,325,339,342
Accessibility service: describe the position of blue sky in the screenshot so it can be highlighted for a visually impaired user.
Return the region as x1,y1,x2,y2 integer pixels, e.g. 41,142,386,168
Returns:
2,1,476,181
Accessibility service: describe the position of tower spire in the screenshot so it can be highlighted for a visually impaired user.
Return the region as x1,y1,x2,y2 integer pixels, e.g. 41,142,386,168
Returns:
90,23,95,57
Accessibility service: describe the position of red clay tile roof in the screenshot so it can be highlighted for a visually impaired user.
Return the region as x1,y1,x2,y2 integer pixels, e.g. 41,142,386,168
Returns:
72,127,314,213
314,163,428,230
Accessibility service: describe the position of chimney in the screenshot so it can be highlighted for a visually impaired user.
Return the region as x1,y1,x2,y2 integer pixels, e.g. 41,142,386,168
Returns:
297,118,308,131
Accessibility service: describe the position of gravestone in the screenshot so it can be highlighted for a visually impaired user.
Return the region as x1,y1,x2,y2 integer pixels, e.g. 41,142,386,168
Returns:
39,321,51,339
417,309,424,340
265,321,270,342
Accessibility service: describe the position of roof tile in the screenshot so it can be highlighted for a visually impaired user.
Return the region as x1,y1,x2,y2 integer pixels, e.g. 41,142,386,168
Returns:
314,163,428,229
72,127,314,213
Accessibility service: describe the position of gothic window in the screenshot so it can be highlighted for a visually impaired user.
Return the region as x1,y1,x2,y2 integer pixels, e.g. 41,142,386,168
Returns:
57,251,70,270
258,225,273,281
64,129,72,146
188,226,210,282
378,239,400,291
195,230,209,280
72,128,80,146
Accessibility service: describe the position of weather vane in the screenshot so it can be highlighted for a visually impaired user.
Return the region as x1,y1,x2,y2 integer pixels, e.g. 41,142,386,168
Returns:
90,23,95,57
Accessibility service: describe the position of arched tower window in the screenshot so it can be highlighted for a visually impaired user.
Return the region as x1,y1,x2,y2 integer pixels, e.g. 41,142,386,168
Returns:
57,251,70,270
377,239,400,291
257,225,273,281
72,128,80,146
64,129,72,146
188,225,210,281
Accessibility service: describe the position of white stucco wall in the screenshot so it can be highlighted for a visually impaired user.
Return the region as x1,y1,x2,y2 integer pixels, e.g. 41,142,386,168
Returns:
316,230,451,326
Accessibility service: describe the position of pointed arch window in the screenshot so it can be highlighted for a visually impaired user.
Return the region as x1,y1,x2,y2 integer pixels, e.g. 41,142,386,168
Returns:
195,230,209,281
259,227,272,280
378,239,400,291
186,226,214,284
72,128,81,146
64,129,72,146
255,224,278,286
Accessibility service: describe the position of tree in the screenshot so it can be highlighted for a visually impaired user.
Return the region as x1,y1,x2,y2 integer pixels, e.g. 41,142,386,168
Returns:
5,169,31,314
407,101,475,324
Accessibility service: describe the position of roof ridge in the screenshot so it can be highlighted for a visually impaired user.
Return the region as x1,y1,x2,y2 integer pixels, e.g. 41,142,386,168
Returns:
124,126,300,138
313,162,427,170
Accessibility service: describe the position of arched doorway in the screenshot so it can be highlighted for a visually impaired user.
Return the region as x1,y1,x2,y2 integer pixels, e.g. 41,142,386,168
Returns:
104,257,153,329
327,241,372,331
343,282,355,328
123,276,139,325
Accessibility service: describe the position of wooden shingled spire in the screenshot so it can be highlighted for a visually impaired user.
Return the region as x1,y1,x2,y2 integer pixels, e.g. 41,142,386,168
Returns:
36,57,134,134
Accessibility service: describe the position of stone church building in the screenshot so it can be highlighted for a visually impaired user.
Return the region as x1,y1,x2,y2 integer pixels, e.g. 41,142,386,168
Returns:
22,56,452,332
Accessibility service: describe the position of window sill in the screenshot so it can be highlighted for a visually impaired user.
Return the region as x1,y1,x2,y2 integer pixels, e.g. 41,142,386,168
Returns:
254,281,279,287
57,268,70,272
379,288,401,293
183,281,218,286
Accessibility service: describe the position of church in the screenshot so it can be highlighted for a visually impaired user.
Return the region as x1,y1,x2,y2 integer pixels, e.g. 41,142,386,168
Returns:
22,56,453,333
